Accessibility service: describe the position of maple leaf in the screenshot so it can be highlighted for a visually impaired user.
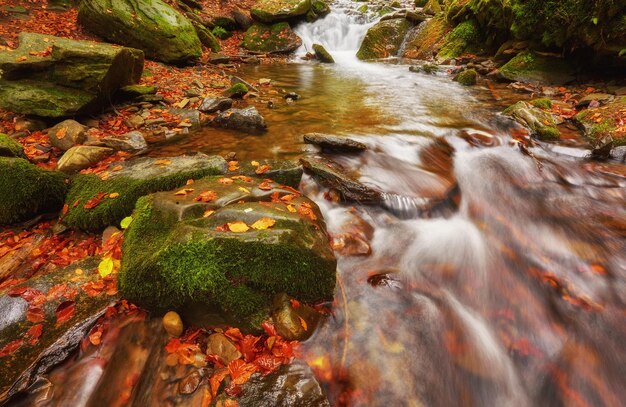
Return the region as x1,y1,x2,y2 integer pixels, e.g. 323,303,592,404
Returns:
26,324,43,345
228,359,258,385
251,217,276,230
210,368,230,397
228,222,249,233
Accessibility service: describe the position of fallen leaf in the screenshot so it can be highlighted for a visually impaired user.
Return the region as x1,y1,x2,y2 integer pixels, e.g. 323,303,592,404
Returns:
228,222,250,233
155,159,172,166
26,324,43,345
203,210,215,218
194,191,218,202
175,188,194,196
251,217,276,230
27,305,45,323
108,192,120,199
218,178,234,185
84,192,107,209
55,301,76,325
286,204,297,213
99,257,114,277
55,127,67,140
255,165,270,175
120,216,133,229
238,187,250,194
0,339,23,357
298,316,308,331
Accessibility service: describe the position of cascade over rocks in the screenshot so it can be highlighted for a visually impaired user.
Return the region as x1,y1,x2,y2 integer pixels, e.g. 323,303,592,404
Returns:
119,176,337,330
0,33,143,117
78,0,202,64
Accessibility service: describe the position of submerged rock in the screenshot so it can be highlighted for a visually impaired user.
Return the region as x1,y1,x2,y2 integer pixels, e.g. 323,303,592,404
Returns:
119,176,337,329
356,18,412,60
312,43,334,63
235,159,303,188
0,33,143,117
300,156,382,203
100,131,148,153
303,133,367,153
251,0,311,23
0,158,68,224
242,22,302,54
47,120,88,151
502,101,561,141
78,0,202,64
212,107,267,133
62,154,227,231
499,51,575,85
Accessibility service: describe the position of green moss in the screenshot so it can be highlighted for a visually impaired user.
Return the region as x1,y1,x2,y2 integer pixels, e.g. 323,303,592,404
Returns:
536,125,561,141
402,15,452,60
312,43,334,63
499,51,574,84
242,23,302,54
192,20,221,53
454,68,478,85
0,158,68,224
530,98,552,109
212,26,230,40
251,0,311,23
0,134,24,157
437,19,482,59
224,83,248,98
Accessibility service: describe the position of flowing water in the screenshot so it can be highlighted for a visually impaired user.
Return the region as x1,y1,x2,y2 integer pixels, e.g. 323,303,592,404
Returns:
15,1,626,406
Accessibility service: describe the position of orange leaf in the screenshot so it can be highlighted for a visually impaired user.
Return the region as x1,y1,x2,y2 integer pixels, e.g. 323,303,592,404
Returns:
174,188,194,196
55,127,67,140
228,222,249,233
194,191,218,202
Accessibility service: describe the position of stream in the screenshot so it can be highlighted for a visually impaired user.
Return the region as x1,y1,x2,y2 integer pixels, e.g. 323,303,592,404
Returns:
11,1,626,406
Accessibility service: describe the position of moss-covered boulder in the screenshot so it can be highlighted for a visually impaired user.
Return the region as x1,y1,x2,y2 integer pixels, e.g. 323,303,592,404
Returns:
191,20,221,53
574,97,626,147
63,154,227,232
356,18,412,60
502,101,561,141
78,0,202,64
454,68,477,86
0,158,68,225
251,0,311,23
313,43,334,63
0,134,24,158
119,176,336,329
242,22,302,53
437,19,482,59
0,33,143,117
0,257,117,401
499,51,575,85
402,15,451,60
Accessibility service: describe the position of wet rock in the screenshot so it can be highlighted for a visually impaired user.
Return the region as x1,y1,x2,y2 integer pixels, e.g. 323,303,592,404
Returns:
47,120,88,151
206,333,242,363
312,44,334,63
402,16,451,59
436,20,481,60
380,9,429,24
62,154,227,231
574,97,626,147
232,76,260,93
0,33,143,117
212,107,267,133
575,93,614,108
272,293,321,341
502,101,561,141
300,156,382,203
499,51,575,85
242,22,302,54
223,83,249,99
169,108,202,130
235,159,303,187
119,176,337,329
124,114,145,129
303,133,367,153
191,20,221,53
409,63,439,74
57,146,114,174
284,92,300,100
78,0,202,64
163,311,184,337
453,68,477,86
198,97,233,114
0,158,68,224
306,0,330,22
117,85,157,100
0,257,117,402
356,18,412,60
0,133,25,158
611,146,626,162
251,0,311,23
237,360,330,407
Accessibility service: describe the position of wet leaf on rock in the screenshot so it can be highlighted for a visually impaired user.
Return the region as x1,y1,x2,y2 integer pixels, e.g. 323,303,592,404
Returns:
227,221,249,233
55,300,76,325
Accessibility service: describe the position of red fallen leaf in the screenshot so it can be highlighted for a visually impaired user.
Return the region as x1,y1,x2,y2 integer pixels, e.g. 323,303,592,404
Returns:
55,300,76,325
210,368,229,397
253,353,283,374
224,327,244,341
228,359,258,385
81,280,105,297
165,338,182,353
261,321,277,336
26,324,43,345
239,335,261,363
47,283,78,301
21,288,46,305
61,204,69,216
258,180,273,191
0,339,23,357
289,299,301,309
270,192,281,203
194,191,218,203
224,399,239,407
7,286,27,297
27,305,45,323
255,164,270,175
84,192,107,209
215,224,230,232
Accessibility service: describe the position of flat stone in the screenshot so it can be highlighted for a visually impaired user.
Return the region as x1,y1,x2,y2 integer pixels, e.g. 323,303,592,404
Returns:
303,133,366,153
198,97,233,114
57,146,114,173
101,131,148,152
47,120,88,151
212,107,267,133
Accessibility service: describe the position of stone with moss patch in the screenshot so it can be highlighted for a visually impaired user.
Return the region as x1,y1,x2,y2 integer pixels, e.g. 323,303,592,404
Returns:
356,18,412,60
499,51,575,85
242,22,302,54
312,43,334,63
63,154,227,232
503,101,561,141
530,98,552,110
251,0,311,23
454,68,477,86
119,176,336,330
192,20,221,53
437,19,482,59
402,15,451,60
0,158,69,224
78,0,202,64
0,134,24,158
574,97,626,147
0,32,143,117
223,83,249,98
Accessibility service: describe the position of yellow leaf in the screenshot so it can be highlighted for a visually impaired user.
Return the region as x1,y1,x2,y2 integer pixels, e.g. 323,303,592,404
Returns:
155,159,172,166
251,217,276,230
186,179,194,185
286,204,297,213
174,188,194,196
238,187,250,193
98,257,114,278
299,316,308,331
203,209,215,218
251,160,260,167
109,192,120,199
120,216,133,229
228,221,249,233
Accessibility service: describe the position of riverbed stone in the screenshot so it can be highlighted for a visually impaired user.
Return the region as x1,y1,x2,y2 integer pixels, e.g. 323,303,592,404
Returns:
212,107,267,133
454,69,478,86
0,134,24,158
235,159,303,188
57,146,114,174
502,101,561,141
100,131,148,153
47,120,88,151
272,293,321,341
119,176,337,329
402,15,451,60
499,51,575,85
356,18,412,60
198,97,233,113
251,0,311,23
303,133,367,153
312,44,334,63
574,97,626,147
242,22,302,54
0,33,143,117
191,20,221,53
63,154,227,231
78,0,202,64
0,157,68,224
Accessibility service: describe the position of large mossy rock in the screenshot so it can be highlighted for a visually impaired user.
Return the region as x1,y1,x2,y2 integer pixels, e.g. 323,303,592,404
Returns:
0,158,68,225
242,22,302,53
402,15,451,60
0,134,24,158
574,97,626,147
78,0,202,64
63,154,227,232
0,33,143,117
499,51,575,85
250,0,311,23
356,18,412,60
119,176,336,329
437,19,482,59
0,257,117,402
502,101,561,141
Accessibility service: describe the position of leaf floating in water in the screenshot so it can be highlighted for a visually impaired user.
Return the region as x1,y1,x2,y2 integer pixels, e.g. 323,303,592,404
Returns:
255,164,270,175
174,188,194,196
